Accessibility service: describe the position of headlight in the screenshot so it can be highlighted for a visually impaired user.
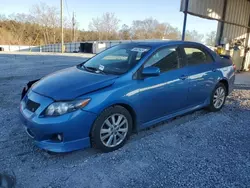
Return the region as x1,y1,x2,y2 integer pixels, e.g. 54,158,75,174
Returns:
45,99,90,116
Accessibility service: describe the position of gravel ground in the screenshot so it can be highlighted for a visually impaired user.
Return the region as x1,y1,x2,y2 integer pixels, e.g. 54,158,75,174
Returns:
0,54,250,188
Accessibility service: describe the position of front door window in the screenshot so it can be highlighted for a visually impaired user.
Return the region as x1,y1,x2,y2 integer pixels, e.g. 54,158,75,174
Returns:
144,46,182,72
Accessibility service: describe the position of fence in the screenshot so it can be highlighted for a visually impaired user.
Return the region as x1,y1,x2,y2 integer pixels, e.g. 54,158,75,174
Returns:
40,39,166,53
0,45,40,52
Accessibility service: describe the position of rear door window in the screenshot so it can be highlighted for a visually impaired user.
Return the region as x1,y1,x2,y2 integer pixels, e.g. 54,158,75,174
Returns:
184,47,213,66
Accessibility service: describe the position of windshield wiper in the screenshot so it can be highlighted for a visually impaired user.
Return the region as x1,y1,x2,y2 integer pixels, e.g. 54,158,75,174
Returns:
82,65,106,74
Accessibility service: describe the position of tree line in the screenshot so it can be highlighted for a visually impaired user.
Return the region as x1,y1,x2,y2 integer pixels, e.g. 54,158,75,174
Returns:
0,2,216,46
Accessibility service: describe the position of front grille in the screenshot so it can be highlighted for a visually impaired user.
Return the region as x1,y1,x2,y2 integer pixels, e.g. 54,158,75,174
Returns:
26,99,40,112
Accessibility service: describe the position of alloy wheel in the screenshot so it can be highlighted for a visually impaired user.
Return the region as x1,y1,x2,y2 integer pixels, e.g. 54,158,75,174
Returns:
213,86,226,109
100,114,128,148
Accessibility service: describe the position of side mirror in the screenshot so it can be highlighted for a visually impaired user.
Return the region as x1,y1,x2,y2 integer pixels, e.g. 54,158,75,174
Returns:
142,67,160,77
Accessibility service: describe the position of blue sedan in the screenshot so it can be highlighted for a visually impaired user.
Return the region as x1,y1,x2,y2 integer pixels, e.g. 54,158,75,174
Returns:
20,41,235,153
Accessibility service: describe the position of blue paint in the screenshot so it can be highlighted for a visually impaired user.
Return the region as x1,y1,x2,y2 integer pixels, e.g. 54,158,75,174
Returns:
20,41,235,152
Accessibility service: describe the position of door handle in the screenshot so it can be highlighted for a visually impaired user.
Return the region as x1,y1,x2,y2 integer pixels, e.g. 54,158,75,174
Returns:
179,75,188,80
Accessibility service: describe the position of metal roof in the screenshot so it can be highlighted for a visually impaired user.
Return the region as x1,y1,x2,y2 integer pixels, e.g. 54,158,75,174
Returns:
180,0,250,28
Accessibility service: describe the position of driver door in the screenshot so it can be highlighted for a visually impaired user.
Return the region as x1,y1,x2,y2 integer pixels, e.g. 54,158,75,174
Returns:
137,46,189,128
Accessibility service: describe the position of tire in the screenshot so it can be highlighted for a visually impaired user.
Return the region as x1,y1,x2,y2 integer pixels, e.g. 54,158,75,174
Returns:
91,106,133,152
207,82,227,112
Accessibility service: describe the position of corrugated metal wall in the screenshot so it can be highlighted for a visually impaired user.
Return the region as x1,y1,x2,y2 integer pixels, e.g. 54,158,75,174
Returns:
212,0,250,45
181,0,250,27
225,0,250,27
218,0,250,70
181,0,224,20
220,24,248,41
181,0,250,70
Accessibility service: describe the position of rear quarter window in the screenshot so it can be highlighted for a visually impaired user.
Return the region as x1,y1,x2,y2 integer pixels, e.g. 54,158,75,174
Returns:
184,47,214,66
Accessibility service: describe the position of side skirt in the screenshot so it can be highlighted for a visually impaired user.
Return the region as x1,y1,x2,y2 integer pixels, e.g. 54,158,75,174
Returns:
138,102,208,130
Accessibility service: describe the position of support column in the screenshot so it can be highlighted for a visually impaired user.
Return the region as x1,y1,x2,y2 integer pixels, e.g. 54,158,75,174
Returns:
217,0,228,45
181,0,189,41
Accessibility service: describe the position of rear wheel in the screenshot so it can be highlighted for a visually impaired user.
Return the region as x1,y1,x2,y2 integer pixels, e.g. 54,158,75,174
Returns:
91,106,132,152
208,83,227,112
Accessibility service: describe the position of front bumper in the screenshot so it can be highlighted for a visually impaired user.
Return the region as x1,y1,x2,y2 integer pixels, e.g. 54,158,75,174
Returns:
20,90,97,153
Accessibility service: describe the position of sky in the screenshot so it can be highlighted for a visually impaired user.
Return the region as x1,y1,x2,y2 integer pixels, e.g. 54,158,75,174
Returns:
0,0,218,36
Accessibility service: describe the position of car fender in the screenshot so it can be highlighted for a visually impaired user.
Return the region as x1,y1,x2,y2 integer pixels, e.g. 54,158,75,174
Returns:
79,82,140,122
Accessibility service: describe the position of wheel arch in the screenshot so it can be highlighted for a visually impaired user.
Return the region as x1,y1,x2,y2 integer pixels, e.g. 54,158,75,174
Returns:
114,103,137,132
90,100,138,136
218,79,229,95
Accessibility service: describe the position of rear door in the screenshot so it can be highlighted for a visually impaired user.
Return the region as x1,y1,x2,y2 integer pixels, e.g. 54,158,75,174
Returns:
182,45,217,107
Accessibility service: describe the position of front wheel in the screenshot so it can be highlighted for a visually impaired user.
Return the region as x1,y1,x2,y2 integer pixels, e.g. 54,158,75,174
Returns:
91,106,132,152
208,83,227,112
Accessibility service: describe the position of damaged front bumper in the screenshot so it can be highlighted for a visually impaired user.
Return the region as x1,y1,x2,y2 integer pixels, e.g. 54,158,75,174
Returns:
20,82,97,153
21,79,40,100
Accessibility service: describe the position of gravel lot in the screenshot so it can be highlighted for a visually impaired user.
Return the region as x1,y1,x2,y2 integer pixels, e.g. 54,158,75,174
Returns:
0,53,250,188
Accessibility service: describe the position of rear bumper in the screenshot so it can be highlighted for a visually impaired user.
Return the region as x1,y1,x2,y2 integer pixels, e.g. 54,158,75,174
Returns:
20,91,97,153
228,74,236,94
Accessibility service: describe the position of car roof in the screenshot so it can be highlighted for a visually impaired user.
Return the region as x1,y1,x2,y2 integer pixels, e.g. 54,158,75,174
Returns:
125,40,218,59
131,40,204,48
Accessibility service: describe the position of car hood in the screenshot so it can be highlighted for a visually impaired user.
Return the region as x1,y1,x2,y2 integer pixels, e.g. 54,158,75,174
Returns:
32,66,118,100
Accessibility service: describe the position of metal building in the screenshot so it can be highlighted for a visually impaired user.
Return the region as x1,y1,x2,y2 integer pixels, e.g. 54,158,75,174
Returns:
180,0,250,71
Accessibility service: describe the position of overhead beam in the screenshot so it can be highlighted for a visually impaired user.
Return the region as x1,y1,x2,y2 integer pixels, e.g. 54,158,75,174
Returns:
185,11,250,30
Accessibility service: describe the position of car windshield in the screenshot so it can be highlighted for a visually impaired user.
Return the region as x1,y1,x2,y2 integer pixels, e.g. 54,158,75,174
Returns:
82,44,151,75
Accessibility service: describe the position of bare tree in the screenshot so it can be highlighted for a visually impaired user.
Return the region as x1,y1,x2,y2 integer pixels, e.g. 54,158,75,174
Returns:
89,12,120,40
205,31,216,46
185,30,204,43
0,5,203,46
130,18,180,40
79,30,99,41
164,24,181,40
30,2,60,44
7,13,32,45
119,24,131,40
0,27,12,44
0,14,7,21
0,2,76,45
131,18,159,39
